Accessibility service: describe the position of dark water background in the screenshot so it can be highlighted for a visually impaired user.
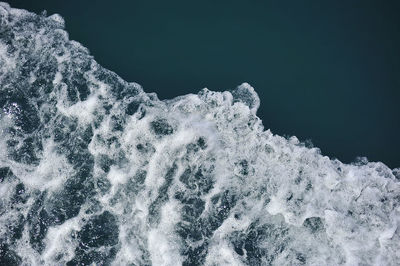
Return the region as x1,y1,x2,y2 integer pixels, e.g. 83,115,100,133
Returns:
5,0,400,168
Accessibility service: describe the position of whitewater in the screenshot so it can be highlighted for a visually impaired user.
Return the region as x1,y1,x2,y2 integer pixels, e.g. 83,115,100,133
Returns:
0,3,399,265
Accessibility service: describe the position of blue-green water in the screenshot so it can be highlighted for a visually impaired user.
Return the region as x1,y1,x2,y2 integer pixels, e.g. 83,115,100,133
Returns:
1,2,400,265
6,0,400,168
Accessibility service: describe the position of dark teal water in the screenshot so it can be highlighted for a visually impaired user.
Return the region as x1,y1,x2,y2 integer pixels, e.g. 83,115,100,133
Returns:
1,3,400,264
6,0,400,167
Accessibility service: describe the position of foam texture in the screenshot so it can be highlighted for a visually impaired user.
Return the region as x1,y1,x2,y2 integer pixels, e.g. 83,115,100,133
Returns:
0,3,399,265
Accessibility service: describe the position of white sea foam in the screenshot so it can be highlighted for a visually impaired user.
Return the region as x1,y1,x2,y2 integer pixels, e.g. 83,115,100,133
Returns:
0,2,399,265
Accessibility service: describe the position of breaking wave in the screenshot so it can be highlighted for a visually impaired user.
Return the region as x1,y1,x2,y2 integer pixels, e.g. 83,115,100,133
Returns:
0,3,399,265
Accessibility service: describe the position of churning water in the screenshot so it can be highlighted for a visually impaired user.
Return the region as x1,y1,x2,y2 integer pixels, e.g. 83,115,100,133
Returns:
0,3,399,265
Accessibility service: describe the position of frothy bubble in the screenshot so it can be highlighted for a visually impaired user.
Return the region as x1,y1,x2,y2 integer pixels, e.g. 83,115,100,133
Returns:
0,2,399,265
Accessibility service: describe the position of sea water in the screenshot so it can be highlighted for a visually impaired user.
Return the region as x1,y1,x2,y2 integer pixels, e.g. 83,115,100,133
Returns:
0,3,399,265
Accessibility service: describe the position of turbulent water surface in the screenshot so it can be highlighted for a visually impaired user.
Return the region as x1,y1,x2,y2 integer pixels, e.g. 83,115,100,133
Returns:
0,3,399,265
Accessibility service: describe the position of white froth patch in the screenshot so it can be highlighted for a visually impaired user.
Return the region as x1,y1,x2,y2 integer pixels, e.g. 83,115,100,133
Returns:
107,166,128,186
42,217,80,263
0,41,17,72
57,93,98,124
48,13,65,27
148,229,183,266
206,241,244,266
14,225,42,266
267,196,285,216
53,71,62,84
147,201,183,265
235,82,260,114
26,140,71,190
